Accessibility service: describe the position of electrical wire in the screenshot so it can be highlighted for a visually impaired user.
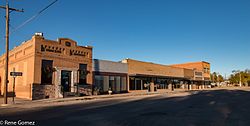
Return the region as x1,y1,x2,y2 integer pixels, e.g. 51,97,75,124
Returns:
9,0,58,35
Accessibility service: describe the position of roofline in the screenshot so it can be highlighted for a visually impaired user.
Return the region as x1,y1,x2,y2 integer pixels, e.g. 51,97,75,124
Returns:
123,58,170,67
122,58,202,70
170,61,210,66
94,59,125,64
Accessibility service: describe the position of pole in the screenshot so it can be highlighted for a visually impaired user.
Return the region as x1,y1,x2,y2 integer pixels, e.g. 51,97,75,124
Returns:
239,72,242,87
12,77,15,103
3,3,9,104
0,2,24,104
12,68,16,103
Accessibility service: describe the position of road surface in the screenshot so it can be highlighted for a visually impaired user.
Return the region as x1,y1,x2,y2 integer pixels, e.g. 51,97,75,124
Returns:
1,88,250,126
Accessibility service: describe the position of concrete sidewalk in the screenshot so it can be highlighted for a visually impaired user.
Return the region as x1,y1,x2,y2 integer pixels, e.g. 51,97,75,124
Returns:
1,87,247,107
0,89,189,107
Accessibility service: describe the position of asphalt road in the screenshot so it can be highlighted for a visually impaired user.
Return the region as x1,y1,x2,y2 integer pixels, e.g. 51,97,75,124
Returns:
1,89,250,126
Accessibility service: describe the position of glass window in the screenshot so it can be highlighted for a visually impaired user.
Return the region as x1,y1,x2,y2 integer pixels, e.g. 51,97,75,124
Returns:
129,78,135,90
65,42,71,47
79,64,87,84
109,76,115,91
121,77,127,91
103,76,109,92
41,45,45,52
115,76,121,92
94,75,104,92
136,79,142,90
41,60,53,85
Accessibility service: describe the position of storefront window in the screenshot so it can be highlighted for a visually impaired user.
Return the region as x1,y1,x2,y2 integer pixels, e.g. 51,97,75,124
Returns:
103,76,109,92
41,60,53,85
121,77,127,91
79,64,87,84
115,76,121,92
136,79,142,90
94,75,103,91
109,76,115,91
129,78,135,90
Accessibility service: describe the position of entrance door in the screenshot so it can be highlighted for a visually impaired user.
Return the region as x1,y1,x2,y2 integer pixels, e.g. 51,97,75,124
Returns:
135,79,142,90
61,70,72,92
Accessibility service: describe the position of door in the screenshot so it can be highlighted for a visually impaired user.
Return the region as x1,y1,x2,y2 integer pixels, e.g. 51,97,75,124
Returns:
61,70,72,92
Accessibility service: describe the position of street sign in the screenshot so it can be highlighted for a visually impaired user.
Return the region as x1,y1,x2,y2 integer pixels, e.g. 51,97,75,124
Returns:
10,72,22,77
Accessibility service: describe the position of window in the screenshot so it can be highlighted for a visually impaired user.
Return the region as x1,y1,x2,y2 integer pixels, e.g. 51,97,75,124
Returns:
95,75,104,91
121,77,127,91
79,64,88,84
109,76,115,91
135,79,142,90
129,78,135,90
115,76,121,92
41,45,45,52
195,71,203,76
41,60,53,85
204,67,210,73
65,42,71,47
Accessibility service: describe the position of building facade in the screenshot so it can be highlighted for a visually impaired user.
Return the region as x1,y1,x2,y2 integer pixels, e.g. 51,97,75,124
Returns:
0,33,211,100
121,59,211,91
170,61,211,81
93,59,128,94
0,33,93,100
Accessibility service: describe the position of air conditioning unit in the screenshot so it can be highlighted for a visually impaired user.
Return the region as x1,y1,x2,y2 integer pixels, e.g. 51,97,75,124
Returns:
35,32,43,36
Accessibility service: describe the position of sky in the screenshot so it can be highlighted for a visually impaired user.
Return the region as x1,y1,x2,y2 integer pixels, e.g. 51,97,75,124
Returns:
0,0,249,77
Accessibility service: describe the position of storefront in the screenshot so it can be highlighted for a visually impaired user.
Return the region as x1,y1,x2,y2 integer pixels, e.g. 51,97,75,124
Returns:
0,33,93,100
93,59,128,94
121,58,210,91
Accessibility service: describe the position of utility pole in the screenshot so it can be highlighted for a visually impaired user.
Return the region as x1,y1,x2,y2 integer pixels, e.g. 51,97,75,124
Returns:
239,72,242,87
0,1,23,104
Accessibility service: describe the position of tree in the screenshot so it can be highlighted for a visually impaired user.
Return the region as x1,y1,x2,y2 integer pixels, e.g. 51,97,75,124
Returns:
218,75,224,82
229,69,250,86
210,72,224,83
210,72,218,83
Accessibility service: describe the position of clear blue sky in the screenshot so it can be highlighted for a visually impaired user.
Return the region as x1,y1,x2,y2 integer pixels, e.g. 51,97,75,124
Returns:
0,0,249,77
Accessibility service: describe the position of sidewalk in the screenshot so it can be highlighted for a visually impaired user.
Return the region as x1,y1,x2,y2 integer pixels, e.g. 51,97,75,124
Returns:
1,87,248,107
0,89,189,107
0,96,31,105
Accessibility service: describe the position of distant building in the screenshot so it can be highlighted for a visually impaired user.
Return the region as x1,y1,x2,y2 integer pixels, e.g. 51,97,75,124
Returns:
93,59,128,94
0,33,93,100
121,59,211,91
170,61,211,81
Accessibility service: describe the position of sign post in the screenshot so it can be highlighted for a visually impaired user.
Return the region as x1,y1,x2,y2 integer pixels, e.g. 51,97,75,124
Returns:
10,70,22,103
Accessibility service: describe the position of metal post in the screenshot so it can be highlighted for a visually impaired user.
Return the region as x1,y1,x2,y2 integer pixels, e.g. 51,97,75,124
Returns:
12,76,15,103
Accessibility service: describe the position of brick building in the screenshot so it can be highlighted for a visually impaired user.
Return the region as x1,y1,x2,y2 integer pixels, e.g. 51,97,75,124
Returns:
121,59,211,91
170,61,210,81
0,33,93,100
0,33,211,100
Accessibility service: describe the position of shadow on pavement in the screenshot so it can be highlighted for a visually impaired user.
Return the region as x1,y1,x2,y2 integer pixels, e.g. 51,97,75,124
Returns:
1,89,250,126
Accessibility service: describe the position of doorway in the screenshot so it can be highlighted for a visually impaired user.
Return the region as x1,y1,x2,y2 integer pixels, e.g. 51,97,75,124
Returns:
61,70,72,92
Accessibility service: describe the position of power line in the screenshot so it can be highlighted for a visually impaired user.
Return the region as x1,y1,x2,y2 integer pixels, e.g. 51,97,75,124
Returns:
0,0,59,46
10,0,58,35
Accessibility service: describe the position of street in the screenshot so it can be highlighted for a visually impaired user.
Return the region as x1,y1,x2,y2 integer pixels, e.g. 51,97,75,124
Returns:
1,88,250,126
